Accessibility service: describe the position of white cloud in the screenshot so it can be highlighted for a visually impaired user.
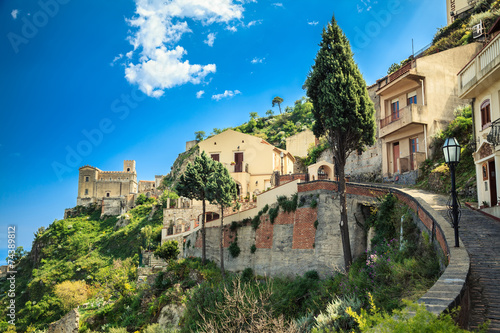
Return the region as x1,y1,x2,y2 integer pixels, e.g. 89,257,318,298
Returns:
11,9,19,19
196,90,205,98
111,54,124,66
272,3,284,7
123,0,246,97
246,20,261,27
226,25,238,32
251,57,264,64
204,33,216,47
307,21,318,26
212,90,241,101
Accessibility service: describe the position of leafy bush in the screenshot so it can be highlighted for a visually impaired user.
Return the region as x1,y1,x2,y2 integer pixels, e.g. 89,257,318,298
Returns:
241,267,254,282
250,244,257,254
312,294,363,332
136,193,156,206
268,207,279,224
304,270,320,280
228,239,241,258
346,294,480,332
53,280,89,311
159,190,179,208
154,240,180,262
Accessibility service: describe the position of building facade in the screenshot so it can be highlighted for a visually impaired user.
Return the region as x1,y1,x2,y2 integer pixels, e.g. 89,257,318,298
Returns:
285,129,318,158
198,130,295,198
446,0,480,25
77,160,138,206
376,43,482,180
459,22,500,214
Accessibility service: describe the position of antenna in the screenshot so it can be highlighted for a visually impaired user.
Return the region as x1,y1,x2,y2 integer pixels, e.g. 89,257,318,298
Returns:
412,39,414,58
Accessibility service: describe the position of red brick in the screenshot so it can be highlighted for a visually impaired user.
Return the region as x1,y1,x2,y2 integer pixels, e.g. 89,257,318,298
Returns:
292,207,317,249
256,217,273,249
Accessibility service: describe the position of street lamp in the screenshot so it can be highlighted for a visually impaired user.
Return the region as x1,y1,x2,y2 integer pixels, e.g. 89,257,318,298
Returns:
280,152,284,175
442,137,461,247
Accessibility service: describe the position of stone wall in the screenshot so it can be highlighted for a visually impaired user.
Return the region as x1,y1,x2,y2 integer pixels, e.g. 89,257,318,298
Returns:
175,180,452,278
182,186,374,278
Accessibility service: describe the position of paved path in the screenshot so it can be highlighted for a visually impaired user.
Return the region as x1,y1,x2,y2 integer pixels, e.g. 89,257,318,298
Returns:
398,188,500,332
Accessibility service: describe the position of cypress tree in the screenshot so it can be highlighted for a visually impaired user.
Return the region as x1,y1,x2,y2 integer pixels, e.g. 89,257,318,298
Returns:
305,15,376,269
176,151,216,265
207,161,239,276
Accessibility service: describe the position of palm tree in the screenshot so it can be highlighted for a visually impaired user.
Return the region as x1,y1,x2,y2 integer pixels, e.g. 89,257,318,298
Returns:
272,96,284,114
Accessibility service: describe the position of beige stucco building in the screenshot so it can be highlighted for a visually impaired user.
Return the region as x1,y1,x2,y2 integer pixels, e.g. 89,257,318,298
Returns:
77,160,138,206
446,0,480,25
285,129,318,158
459,22,500,214
198,130,295,198
376,43,482,179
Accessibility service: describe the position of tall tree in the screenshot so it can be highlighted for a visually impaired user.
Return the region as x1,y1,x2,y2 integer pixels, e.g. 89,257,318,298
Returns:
305,16,376,269
207,161,239,276
195,131,206,142
272,96,284,114
175,151,216,265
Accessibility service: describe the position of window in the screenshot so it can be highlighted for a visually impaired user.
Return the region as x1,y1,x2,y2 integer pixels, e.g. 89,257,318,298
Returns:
211,153,220,162
127,168,130,172
391,99,399,120
85,176,89,182
407,91,417,105
481,99,491,129
106,193,110,197
85,189,88,195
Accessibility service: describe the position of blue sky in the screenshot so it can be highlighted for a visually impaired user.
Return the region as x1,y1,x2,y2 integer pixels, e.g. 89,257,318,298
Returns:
0,0,446,265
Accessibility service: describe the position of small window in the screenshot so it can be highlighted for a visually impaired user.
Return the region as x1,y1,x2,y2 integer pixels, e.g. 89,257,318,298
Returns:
85,176,89,182
407,91,417,105
106,193,110,197
127,168,130,172
85,189,88,195
211,153,220,162
391,99,399,120
481,99,491,129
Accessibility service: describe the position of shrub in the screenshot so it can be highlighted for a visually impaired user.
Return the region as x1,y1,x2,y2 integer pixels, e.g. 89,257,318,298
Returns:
250,244,257,254
313,294,363,332
304,270,320,280
268,207,279,224
53,280,89,311
251,215,261,230
310,199,318,208
228,240,241,258
241,268,254,282
154,241,180,262
346,294,475,332
197,278,298,333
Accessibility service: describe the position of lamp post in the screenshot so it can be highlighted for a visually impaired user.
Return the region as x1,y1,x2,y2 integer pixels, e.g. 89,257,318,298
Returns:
442,137,461,247
280,151,284,175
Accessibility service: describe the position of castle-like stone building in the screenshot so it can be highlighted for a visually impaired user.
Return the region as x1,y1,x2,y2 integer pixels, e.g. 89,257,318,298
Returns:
77,160,138,206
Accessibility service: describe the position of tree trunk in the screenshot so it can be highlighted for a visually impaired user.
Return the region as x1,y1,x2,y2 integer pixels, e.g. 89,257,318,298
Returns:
201,198,206,265
220,207,225,277
337,160,353,270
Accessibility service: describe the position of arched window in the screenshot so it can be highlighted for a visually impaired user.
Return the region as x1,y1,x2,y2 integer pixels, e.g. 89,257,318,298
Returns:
481,99,491,129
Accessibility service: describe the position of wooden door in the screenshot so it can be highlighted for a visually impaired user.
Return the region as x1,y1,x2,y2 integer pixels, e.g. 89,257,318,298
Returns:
489,160,497,206
234,152,243,172
393,143,400,174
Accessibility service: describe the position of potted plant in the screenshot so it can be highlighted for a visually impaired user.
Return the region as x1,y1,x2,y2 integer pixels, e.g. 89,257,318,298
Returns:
480,201,489,209
230,161,236,165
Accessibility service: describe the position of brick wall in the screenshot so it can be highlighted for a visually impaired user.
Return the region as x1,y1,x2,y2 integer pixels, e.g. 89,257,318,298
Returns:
292,208,317,249
255,217,274,249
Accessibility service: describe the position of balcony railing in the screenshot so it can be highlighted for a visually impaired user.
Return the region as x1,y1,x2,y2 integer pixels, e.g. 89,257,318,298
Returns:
380,104,424,128
459,33,500,95
487,118,500,146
